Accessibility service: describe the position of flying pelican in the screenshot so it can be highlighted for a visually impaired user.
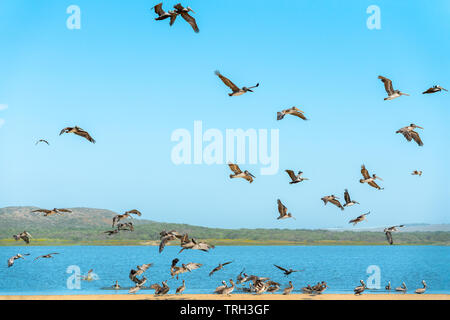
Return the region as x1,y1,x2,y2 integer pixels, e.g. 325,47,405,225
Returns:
283,281,294,295
349,212,370,226
104,229,120,236
343,189,359,207
253,279,269,295
321,195,344,211
277,199,295,220
220,280,235,295
236,269,246,284
384,225,405,245
422,85,447,94
395,282,407,293
117,222,134,232
378,76,409,100
360,165,384,190
415,280,427,294
129,276,147,294
411,170,423,176
214,281,228,294
13,231,32,244
7,253,30,267
179,234,215,253
112,210,141,227
396,124,424,146
173,3,199,33
215,70,259,96
80,269,95,281
354,280,366,295
60,126,95,143
176,280,186,294
159,230,183,253
151,3,178,25
385,281,391,291
228,163,255,183
35,139,49,146
274,264,303,276
209,261,233,276
129,263,153,283
170,259,202,279
285,170,309,184
32,208,72,217
277,107,308,121
34,253,59,261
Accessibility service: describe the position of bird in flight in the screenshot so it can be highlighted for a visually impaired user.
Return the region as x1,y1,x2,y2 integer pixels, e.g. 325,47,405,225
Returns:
151,2,178,26
360,165,383,190
159,230,183,253
13,231,32,244
277,107,308,121
378,76,409,100
321,195,344,211
31,208,72,217
173,3,199,33
209,261,233,276
60,126,96,143
384,225,405,245
215,71,259,96
179,234,215,253
274,264,303,276
285,170,309,184
277,199,295,220
349,212,371,226
34,253,60,261
35,139,49,146
112,210,141,227
343,189,359,207
422,85,447,94
396,124,424,146
8,253,30,267
411,170,423,176
228,163,255,183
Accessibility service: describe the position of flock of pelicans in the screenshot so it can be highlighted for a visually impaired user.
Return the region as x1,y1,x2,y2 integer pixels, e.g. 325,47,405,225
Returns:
7,2,448,297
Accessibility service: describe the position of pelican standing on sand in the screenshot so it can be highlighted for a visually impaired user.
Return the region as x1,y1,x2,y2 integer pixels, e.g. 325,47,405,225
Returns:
422,85,447,94
360,165,384,190
378,76,409,100
354,280,366,295
228,163,255,183
176,280,186,294
215,71,259,96
349,212,371,226
277,107,308,121
415,280,427,294
285,170,309,184
396,124,424,146
283,281,294,295
277,199,295,220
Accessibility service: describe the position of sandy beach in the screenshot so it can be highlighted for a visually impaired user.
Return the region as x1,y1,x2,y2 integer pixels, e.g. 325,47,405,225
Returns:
1,294,448,300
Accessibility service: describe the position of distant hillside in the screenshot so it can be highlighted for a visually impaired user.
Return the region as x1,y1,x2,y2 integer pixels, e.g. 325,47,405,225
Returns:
1,207,449,246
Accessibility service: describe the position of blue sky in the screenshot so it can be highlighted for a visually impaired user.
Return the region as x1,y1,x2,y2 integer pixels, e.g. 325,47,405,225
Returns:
0,0,449,229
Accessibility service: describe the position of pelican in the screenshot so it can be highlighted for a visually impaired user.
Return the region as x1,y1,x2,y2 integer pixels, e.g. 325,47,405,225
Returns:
151,3,178,26
253,279,269,295
321,195,344,211
343,189,359,207
112,281,121,290
411,170,422,176
170,259,202,279
314,282,328,295
13,231,32,244
277,107,308,121
34,253,59,261
354,280,366,295
215,70,259,96
349,212,370,226
378,76,409,100
415,280,427,294
220,280,235,295
395,282,407,293
179,234,215,253
104,229,119,236
32,208,72,217
360,165,383,190
422,85,447,94
150,282,166,295
285,170,309,184
214,281,228,294
267,284,280,294
385,281,391,291
7,253,30,267
112,210,141,227
301,285,313,294
277,199,295,220
228,163,255,183
117,222,134,232
35,139,49,146
283,281,294,295
59,126,95,143
236,269,246,284
384,225,405,245
209,261,233,276
396,124,424,146
274,264,303,276
176,280,186,294
159,230,183,253
80,269,95,281
129,277,147,294
129,263,153,283
173,3,199,33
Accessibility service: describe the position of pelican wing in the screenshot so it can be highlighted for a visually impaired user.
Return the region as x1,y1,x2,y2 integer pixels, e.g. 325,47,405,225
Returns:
398,130,413,141
285,170,297,181
378,76,394,95
361,165,370,179
243,173,254,183
169,12,178,25
215,71,240,92
410,131,423,146
56,208,72,213
329,198,344,210
32,209,51,214
385,231,393,245
277,199,287,215
274,264,288,273
290,110,307,120
59,127,72,135
74,129,96,143
152,3,165,16
344,189,351,204
179,12,199,33
368,180,381,189
125,209,142,216
228,163,242,175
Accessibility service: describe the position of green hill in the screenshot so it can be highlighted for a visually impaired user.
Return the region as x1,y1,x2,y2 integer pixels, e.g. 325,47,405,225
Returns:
1,206,449,246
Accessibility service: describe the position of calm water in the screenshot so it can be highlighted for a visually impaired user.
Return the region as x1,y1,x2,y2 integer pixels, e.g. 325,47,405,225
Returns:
0,246,449,295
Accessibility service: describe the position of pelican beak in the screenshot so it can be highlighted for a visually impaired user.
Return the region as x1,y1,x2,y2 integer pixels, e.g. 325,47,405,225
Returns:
416,126,424,129
247,89,254,92
401,92,410,96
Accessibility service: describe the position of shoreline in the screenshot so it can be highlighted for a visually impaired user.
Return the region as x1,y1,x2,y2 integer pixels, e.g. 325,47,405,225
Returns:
1,294,449,300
